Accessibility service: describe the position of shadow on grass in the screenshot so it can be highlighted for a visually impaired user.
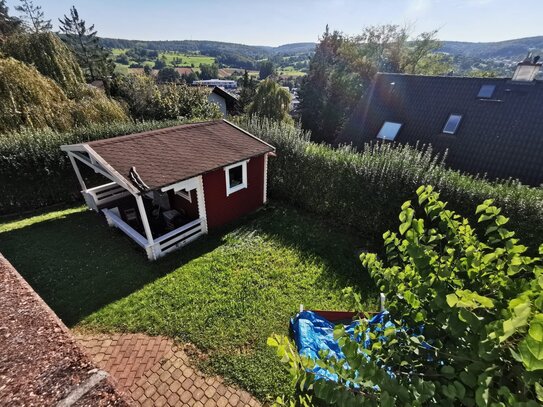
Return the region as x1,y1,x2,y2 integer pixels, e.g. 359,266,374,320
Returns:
228,203,379,306
0,209,226,326
0,202,378,328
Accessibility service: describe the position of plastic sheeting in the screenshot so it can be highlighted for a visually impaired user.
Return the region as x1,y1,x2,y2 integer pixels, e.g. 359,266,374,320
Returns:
291,310,392,382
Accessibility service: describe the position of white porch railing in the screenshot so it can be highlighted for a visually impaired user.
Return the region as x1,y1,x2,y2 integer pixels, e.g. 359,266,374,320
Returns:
83,182,130,212
148,219,204,259
102,208,204,260
102,208,148,248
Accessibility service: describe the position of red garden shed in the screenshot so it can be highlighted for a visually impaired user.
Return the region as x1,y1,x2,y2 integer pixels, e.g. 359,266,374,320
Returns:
61,120,275,260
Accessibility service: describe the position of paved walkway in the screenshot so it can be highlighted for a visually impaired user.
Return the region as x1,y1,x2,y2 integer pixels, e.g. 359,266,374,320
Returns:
75,333,261,407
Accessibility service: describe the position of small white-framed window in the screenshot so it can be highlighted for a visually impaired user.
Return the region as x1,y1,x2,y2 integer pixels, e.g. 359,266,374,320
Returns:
224,160,248,196
175,189,192,203
443,114,462,134
377,121,402,141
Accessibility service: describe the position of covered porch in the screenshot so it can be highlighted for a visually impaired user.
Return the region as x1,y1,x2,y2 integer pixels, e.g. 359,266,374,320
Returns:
62,145,208,260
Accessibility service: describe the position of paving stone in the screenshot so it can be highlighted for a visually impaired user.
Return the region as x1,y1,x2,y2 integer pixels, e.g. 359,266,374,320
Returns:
76,332,261,407
217,396,229,407
167,392,180,406
204,386,216,398
155,395,168,407
229,393,240,405
180,390,193,404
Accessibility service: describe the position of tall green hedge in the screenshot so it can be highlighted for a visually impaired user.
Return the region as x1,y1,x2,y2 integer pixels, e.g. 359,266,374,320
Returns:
238,117,543,247
0,120,196,214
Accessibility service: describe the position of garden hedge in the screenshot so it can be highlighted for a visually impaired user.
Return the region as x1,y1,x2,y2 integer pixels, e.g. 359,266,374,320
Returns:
0,120,194,214
238,117,543,248
2,116,542,251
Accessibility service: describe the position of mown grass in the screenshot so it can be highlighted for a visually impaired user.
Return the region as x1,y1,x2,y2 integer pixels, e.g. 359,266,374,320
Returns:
0,202,377,400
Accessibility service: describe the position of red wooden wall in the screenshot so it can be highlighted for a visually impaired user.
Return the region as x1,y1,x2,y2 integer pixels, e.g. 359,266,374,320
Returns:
168,189,199,219
203,154,266,229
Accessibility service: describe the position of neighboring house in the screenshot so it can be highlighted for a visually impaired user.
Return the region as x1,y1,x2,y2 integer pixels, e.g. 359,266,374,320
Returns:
61,120,275,260
208,86,240,117
193,79,237,89
337,58,543,186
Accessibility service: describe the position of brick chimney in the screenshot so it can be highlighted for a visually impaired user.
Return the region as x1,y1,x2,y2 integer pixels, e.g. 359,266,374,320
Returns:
512,53,542,81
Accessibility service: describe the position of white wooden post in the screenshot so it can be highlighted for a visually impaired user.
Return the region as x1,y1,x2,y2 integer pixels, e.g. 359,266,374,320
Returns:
196,175,208,234
263,153,269,204
68,153,87,191
135,195,154,246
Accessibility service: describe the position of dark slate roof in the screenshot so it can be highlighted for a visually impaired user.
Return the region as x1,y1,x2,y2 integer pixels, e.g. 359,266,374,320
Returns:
211,86,240,114
86,120,274,190
337,73,543,186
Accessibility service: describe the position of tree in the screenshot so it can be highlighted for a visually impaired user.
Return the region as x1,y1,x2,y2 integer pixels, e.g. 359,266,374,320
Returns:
238,70,257,113
248,79,291,123
259,60,275,80
298,25,448,144
15,0,51,33
157,67,180,83
199,63,218,80
270,186,543,406
111,74,221,121
58,6,112,81
153,57,166,70
0,0,22,38
115,53,129,65
3,32,85,96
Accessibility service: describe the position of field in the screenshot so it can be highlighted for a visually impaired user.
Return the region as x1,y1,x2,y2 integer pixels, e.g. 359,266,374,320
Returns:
111,48,215,74
0,203,377,400
277,66,307,77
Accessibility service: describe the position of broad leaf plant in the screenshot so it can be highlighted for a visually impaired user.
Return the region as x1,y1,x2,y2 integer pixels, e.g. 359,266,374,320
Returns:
269,186,543,406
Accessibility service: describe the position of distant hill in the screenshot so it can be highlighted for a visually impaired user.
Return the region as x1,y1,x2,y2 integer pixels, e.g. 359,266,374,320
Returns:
100,36,543,76
440,36,543,59
99,38,315,57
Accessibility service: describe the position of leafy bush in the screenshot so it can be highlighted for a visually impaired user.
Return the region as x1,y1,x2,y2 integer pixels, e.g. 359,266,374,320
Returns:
236,117,543,250
0,56,128,133
0,119,199,214
111,74,221,120
2,32,85,96
270,186,543,406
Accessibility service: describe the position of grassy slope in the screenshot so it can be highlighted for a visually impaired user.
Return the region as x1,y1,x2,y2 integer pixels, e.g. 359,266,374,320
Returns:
0,203,377,400
112,48,215,73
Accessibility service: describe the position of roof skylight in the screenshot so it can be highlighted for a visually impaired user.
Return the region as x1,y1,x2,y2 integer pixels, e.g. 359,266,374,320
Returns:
376,121,402,141
477,84,495,98
443,114,462,134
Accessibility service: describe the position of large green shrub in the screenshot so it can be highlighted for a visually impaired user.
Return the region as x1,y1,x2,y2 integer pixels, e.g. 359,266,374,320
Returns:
0,56,128,133
112,74,221,120
2,32,85,96
0,119,197,214
270,187,543,406
237,117,543,249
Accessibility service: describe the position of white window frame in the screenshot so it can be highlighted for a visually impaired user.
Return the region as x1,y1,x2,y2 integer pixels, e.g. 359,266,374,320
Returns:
376,121,402,141
224,160,248,196
443,114,462,135
175,189,192,203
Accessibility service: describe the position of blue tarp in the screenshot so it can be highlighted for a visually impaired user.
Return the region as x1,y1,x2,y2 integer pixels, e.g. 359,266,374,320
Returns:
291,310,391,382
291,310,432,383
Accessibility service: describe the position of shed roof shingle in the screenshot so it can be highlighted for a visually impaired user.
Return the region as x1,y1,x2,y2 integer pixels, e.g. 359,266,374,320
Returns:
337,73,543,186
85,120,274,190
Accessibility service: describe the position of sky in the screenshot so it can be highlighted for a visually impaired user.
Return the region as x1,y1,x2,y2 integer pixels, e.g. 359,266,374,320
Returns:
6,0,543,46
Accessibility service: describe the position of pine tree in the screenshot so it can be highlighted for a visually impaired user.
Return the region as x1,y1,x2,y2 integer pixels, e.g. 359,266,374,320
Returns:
15,0,51,33
0,0,22,38
58,6,111,81
238,70,257,113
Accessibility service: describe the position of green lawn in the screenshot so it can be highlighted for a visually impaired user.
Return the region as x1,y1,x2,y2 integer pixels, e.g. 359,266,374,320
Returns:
0,203,377,400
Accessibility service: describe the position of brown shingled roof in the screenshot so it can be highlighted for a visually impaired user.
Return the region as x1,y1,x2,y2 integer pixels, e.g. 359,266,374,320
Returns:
86,120,274,190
